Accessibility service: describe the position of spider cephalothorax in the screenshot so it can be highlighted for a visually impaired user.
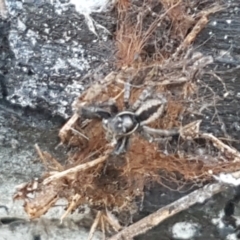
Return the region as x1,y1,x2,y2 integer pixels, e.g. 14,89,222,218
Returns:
103,111,139,137
78,85,179,154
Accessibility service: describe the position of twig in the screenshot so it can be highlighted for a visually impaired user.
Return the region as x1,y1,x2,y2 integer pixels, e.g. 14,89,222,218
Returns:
200,133,240,162
113,89,125,101
174,5,224,56
59,113,79,142
43,155,108,185
70,127,89,141
109,183,225,240
88,211,102,240
35,144,64,171
105,209,122,232
179,121,240,162
34,144,47,168
60,194,81,223
43,152,64,171
101,216,106,240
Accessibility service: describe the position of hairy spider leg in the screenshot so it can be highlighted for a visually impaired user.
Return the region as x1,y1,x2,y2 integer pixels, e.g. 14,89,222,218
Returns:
142,125,179,137
113,136,130,155
123,82,131,109
103,99,119,115
140,125,179,143
131,85,154,111
80,99,119,120
81,105,112,119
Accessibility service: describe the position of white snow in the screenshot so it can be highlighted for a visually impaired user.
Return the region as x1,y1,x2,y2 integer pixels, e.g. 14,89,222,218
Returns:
211,21,217,26
172,222,200,239
211,210,226,229
69,0,111,14
213,173,240,186
226,19,232,24
226,233,238,240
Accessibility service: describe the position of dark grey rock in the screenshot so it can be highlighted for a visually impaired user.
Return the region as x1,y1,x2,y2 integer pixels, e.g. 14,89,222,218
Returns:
2,0,114,118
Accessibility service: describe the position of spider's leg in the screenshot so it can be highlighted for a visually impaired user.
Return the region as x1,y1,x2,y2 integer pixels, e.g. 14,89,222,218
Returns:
142,125,179,137
113,136,130,155
136,98,166,126
80,105,112,119
79,100,119,120
104,99,119,115
123,82,131,110
131,85,154,111
141,129,172,143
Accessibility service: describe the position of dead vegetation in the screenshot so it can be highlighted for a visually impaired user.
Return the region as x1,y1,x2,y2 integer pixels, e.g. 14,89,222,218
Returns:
115,0,222,68
13,0,240,239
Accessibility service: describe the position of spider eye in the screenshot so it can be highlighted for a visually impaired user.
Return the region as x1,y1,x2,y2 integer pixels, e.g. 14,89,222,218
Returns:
118,123,122,128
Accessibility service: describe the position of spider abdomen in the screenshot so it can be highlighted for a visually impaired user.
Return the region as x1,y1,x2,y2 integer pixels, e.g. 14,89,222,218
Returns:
135,99,166,125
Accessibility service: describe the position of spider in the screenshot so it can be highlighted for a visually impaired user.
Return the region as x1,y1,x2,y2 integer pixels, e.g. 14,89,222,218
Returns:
77,84,180,155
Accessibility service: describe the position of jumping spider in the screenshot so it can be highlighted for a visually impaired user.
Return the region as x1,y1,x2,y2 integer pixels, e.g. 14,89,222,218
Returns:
78,84,179,155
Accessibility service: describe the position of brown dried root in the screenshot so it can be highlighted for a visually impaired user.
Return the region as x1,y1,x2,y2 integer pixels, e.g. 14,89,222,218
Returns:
15,47,239,225
35,144,64,171
43,154,109,185
115,0,223,67
88,211,102,240
19,48,235,223
60,194,81,223
14,181,60,219
88,210,122,240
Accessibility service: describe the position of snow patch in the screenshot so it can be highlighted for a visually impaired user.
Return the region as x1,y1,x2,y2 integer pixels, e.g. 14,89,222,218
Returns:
50,0,112,16
211,210,226,229
226,233,238,240
172,222,200,239
213,173,240,186
226,19,232,24
70,0,111,14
